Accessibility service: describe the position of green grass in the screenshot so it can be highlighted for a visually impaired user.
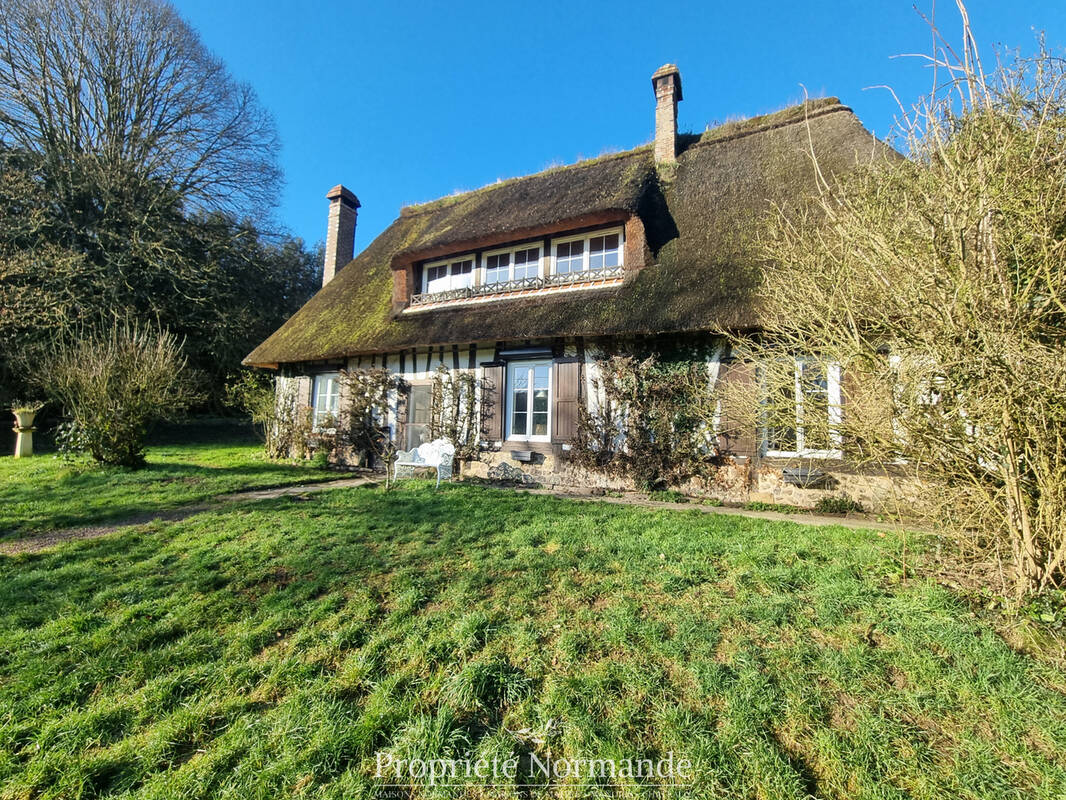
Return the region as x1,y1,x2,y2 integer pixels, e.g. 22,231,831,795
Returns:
0,427,335,538
1,481,1064,798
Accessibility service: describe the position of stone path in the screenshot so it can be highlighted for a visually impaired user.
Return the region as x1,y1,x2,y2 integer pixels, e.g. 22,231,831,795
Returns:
1,476,917,556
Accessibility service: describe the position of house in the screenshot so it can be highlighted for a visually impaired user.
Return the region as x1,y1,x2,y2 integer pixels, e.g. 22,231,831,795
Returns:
245,65,905,509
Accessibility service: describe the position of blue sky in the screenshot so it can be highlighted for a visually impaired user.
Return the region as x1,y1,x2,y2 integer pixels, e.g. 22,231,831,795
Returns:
171,0,1065,252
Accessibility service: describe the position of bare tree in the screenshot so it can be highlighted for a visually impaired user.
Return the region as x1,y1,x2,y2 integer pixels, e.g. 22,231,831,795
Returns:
0,0,280,215
741,2,1066,599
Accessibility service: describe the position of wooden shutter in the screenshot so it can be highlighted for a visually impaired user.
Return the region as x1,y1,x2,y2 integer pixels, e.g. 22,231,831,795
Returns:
480,364,505,442
551,360,582,443
716,358,758,458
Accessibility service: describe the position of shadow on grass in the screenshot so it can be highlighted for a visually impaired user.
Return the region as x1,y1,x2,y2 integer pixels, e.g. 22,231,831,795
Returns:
0,484,1063,798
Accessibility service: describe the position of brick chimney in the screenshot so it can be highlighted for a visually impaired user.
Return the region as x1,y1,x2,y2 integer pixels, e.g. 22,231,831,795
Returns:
323,184,360,286
651,64,683,165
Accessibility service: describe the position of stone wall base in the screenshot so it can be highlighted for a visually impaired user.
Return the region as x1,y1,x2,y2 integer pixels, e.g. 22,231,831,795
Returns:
459,450,922,516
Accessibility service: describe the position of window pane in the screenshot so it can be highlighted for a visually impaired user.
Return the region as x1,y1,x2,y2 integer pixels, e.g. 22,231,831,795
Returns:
589,236,605,253
514,388,528,413
426,264,449,293
512,411,527,435
533,365,549,387
314,374,340,424
532,388,548,413
407,423,429,450
800,362,830,450
766,379,797,451
486,253,508,284
598,233,620,269
556,240,584,274
326,378,340,414
532,412,548,436
410,385,431,425
514,248,539,280
449,259,473,289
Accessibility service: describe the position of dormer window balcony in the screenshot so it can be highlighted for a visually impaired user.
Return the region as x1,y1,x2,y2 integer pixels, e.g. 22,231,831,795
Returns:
408,227,625,310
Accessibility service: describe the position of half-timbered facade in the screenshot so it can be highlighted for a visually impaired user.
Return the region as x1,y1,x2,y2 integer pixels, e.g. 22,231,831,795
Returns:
245,66,909,509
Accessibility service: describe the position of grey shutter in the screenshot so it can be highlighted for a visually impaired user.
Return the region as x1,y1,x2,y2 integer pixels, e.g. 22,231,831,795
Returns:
481,364,505,442
551,360,582,443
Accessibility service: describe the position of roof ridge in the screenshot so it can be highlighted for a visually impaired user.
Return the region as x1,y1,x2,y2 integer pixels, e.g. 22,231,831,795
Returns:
685,98,852,153
400,99,850,218
399,146,653,217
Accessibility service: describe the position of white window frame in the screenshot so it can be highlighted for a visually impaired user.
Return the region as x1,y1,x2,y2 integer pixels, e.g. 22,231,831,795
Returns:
482,243,544,286
506,359,552,443
422,255,475,294
312,372,341,430
550,227,624,277
761,358,842,459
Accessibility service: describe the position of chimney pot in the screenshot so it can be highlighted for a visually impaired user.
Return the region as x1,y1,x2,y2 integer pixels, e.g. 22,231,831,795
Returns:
323,184,360,286
651,64,683,165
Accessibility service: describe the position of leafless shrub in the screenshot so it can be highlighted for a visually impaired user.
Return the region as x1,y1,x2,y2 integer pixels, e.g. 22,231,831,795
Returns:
39,323,197,467
745,2,1066,598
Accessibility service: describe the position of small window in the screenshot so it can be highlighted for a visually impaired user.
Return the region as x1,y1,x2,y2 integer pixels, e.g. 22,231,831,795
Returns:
312,372,340,428
423,256,474,294
485,252,510,284
484,246,541,285
513,247,540,280
588,233,620,270
555,240,585,274
425,263,450,294
450,258,473,289
507,360,551,441
551,228,624,277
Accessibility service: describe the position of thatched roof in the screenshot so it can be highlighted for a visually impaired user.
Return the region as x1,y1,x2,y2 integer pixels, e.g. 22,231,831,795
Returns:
246,98,886,367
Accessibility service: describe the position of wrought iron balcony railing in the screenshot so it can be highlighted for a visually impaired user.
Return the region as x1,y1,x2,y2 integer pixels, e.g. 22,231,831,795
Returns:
409,265,624,307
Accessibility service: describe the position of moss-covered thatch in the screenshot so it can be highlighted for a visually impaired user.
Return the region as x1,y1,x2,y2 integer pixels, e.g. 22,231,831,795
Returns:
245,99,887,366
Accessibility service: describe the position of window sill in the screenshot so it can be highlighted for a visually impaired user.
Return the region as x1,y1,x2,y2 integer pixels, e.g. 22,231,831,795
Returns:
764,449,842,460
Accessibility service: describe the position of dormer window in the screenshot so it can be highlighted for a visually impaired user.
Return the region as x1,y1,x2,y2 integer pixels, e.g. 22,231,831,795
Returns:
423,256,474,294
405,224,630,310
551,228,623,276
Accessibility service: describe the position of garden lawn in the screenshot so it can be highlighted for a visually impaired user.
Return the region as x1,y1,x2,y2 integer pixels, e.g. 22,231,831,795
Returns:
0,434,335,538
1,482,1064,799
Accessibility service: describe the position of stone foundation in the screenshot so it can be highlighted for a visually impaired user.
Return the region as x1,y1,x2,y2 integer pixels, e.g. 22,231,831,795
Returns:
459,449,922,515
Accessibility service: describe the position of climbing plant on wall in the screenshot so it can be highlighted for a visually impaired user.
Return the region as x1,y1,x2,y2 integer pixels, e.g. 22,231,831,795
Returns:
571,354,722,490
429,365,481,460
338,368,407,475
